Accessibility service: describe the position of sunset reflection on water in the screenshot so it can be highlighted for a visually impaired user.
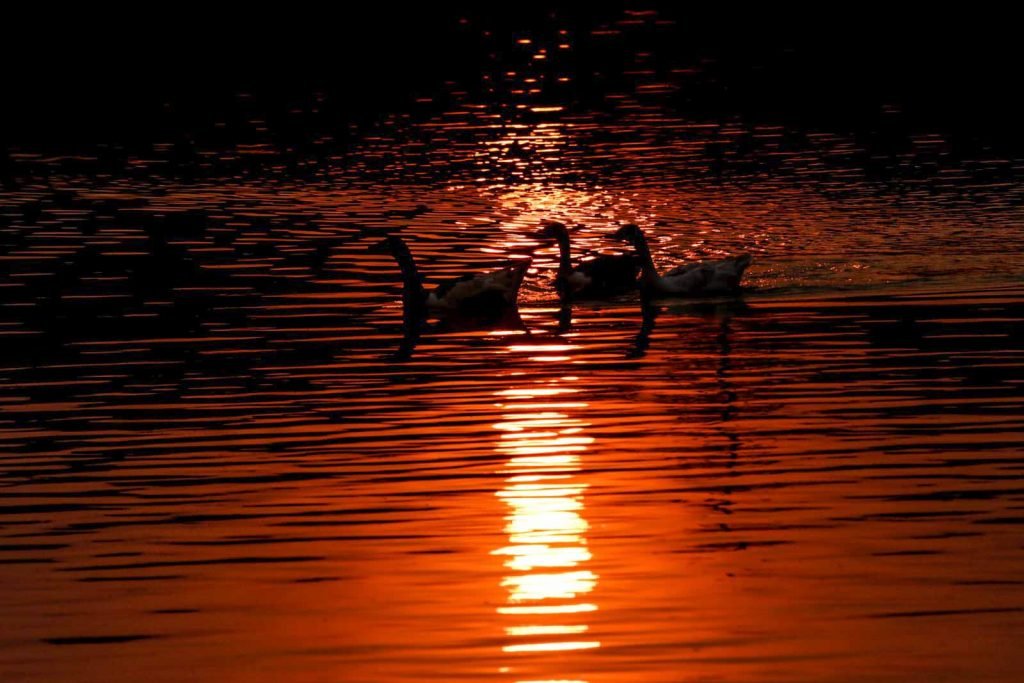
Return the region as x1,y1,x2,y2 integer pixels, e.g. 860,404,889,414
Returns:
3,7,1024,682
493,358,600,670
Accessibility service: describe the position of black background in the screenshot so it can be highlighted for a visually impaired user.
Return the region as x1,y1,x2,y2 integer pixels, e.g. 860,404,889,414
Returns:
4,4,1021,153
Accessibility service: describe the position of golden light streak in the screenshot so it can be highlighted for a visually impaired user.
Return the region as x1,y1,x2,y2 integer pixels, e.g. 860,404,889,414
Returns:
504,641,600,653
506,625,589,637
494,370,600,673
497,603,597,615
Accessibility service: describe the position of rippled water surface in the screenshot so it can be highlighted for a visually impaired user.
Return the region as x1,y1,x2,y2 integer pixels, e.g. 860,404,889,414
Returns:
4,15,1024,682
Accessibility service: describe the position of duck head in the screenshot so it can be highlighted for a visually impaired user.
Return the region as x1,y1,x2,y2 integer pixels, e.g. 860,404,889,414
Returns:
611,223,644,245
534,221,569,241
368,235,404,254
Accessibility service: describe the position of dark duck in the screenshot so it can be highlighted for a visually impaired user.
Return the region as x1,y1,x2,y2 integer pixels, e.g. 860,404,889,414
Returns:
535,221,639,300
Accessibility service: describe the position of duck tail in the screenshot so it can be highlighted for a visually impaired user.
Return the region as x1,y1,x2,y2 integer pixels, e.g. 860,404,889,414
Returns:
508,257,532,293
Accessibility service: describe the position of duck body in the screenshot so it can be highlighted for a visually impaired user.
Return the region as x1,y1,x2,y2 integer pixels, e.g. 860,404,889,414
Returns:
370,235,530,316
613,224,752,298
537,222,639,299
654,255,752,295
559,253,639,298
426,261,532,314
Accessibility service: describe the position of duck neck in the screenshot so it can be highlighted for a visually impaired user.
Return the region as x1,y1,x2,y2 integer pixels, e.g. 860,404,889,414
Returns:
388,239,427,309
632,232,660,284
553,230,573,275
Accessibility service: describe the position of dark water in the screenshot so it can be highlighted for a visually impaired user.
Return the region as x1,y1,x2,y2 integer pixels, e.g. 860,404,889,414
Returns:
4,12,1024,683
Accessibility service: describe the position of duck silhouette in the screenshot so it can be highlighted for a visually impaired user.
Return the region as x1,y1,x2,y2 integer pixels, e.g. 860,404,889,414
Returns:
370,235,530,359
536,221,639,300
370,235,530,316
611,224,752,298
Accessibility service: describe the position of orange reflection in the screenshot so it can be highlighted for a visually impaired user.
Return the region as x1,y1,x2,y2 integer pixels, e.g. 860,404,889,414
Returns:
492,358,599,676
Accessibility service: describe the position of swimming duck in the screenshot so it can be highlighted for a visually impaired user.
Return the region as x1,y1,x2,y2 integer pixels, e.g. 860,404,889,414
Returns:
611,224,752,297
536,221,639,299
369,235,531,316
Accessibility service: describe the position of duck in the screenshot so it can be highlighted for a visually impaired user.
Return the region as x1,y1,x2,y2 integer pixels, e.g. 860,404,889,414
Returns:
369,235,531,316
535,221,640,299
611,224,752,297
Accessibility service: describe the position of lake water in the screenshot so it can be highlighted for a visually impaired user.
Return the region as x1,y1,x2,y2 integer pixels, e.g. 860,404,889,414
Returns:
3,15,1024,683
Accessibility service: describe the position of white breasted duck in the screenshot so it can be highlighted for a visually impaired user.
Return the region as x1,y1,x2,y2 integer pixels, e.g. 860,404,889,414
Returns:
611,224,752,297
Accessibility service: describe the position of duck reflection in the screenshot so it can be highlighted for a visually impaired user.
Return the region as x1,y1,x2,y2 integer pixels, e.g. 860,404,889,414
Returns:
627,294,751,359
555,300,573,335
629,293,747,516
390,303,528,360
492,372,600,665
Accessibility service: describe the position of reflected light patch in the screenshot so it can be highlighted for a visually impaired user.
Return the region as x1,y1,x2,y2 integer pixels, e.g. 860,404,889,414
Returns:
507,524,585,544
504,641,600,653
496,388,579,398
507,474,572,483
503,570,598,602
506,624,589,637
508,532,583,545
508,345,575,353
499,483,587,499
504,452,586,465
495,375,599,669
504,553,591,572
500,430,561,440
498,603,597,615
494,544,592,570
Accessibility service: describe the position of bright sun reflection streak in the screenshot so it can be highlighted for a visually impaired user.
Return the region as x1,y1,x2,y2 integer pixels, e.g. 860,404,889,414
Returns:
493,373,599,664
506,625,588,637
502,571,598,602
505,641,601,653
498,604,597,615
